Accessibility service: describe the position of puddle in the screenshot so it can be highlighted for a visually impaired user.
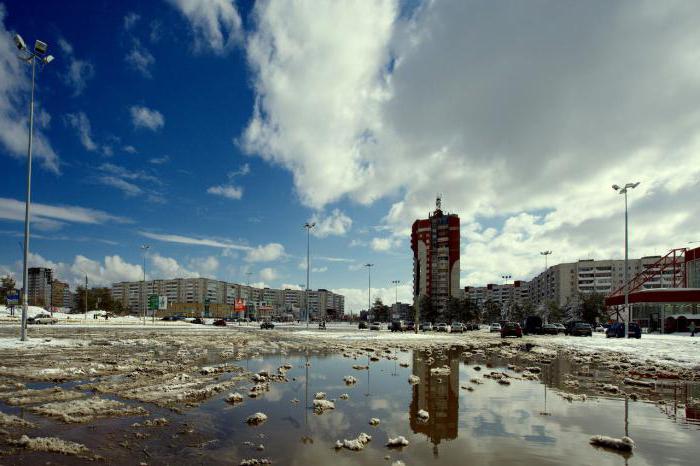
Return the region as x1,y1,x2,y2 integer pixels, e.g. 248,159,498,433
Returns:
1,347,699,465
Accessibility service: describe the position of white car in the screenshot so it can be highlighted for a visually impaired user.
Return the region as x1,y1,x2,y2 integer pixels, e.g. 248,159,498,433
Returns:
489,323,502,333
595,325,606,333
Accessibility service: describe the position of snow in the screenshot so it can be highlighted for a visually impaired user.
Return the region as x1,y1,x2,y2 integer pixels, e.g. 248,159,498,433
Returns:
408,375,420,385
313,399,335,413
226,392,244,404
430,365,451,376
590,435,635,452
0,410,34,428
343,375,358,385
246,412,268,425
417,409,429,421
10,435,91,456
335,432,372,451
31,397,147,423
369,417,380,426
386,436,409,447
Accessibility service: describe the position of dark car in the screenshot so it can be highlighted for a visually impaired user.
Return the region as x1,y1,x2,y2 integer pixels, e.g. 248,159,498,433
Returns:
191,317,204,325
606,322,641,339
390,320,405,332
358,321,368,329
405,321,415,331
541,323,558,335
522,315,543,335
318,321,326,330
501,322,523,338
161,315,178,321
450,322,465,333
567,322,593,336
260,321,275,329
213,319,227,327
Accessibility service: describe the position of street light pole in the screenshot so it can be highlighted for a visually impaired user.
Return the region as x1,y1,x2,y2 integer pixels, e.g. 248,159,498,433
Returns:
303,222,316,327
365,264,374,319
540,251,552,320
15,34,55,341
613,182,640,338
141,245,149,324
391,280,400,305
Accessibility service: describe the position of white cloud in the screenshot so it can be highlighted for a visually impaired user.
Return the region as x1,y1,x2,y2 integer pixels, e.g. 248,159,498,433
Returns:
245,243,285,262
24,252,142,288
149,155,170,164
333,282,413,313
166,0,242,54
123,145,137,154
130,105,164,131
0,5,59,173
124,12,140,31
0,197,129,230
370,237,401,252
312,266,327,273
65,112,97,151
139,231,252,251
125,39,155,78
97,176,142,197
189,255,219,276
207,184,242,200
242,0,700,282
58,38,95,96
310,209,352,238
281,283,302,290
149,253,221,279
259,267,277,281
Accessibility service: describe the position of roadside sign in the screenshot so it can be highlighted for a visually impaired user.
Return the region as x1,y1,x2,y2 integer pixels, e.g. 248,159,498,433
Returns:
6,292,19,305
234,298,245,313
158,296,168,310
148,294,159,310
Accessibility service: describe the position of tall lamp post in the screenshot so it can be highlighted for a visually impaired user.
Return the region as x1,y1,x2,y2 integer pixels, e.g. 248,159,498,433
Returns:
613,182,640,338
14,34,55,342
141,245,150,324
391,280,400,320
540,250,552,310
365,264,374,319
303,222,316,328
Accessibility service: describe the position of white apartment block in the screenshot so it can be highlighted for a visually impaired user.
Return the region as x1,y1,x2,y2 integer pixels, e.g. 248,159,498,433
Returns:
111,278,344,318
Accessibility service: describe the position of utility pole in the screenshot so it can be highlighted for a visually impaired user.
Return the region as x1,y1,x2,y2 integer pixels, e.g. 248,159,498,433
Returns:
540,251,552,321
84,274,88,320
15,34,55,341
141,245,149,324
303,222,316,327
391,280,400,321
365,264,374,320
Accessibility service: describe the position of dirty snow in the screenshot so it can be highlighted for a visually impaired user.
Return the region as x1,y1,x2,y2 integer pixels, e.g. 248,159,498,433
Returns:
31,397,147,423
10,434,91,456
590,435,635,452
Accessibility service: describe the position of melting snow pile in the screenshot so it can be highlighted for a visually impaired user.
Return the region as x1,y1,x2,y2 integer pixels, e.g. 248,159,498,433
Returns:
560,393,587,402
246,412,268,425
339,393,350,400
343,376,358,385
408,375,420,385
430,366,451,376
590,435,635,452
335,432,372,451
386,436,409,447
314,392,327,400
240,459,272,465
369,417,380,426
417,409,429,421
10,435,91,456
0,411,34,428
31,397,147,423
313,399,335,413
226,392,244,404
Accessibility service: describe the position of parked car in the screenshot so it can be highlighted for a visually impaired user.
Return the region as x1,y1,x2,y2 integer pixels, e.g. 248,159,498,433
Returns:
567,322,593,337
260,321,275,329
161,315,178,321
501,322,523,338
370,322,381,331
318,321,326,330
421,322,433,332
541,323,559,335
489,323,502,333
436,323,450,332
390,320,405,332
405,321,415,331
606,322,641,339
191,317,205,325
466,322,479,331
522,315,543,335
554,323,566,333
213,319,227,327
595,325,606,333
450,322,465,333
358,321,368,329
28,314,57,325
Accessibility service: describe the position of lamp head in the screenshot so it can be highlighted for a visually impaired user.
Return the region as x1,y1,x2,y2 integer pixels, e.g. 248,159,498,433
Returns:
34,40,47,55
43,55,54,64
14,34,26,51
612,184,620,191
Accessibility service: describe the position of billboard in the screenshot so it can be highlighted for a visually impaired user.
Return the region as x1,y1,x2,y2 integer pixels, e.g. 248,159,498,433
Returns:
234,298,246,313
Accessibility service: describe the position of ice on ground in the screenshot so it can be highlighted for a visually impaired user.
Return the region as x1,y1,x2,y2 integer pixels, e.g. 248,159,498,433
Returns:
339,393,349,400
246,412,268,425
143,417,169,426
369,417,380,426
590,435,635,452
623,377,655,388
417,409,429,421
0,387,85,406
335,432,372,451
314,392,327,400
31,397,147,423
386,435,409,447
10,434,91,456
559,392,587,402
313,399,335,413
392,461,406,466
343,375,358,385
408,375,420,385
0,410,34,428
226,392,244,404
240,459,272,465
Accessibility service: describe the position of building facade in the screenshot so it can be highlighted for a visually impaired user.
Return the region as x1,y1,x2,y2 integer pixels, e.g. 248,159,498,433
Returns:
27,267,52,307
411,197,460,316
111,278,344,320
50,280,72,309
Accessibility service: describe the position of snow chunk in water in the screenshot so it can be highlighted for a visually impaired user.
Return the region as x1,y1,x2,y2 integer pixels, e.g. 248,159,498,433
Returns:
31,397,147,423
335,432,372,451
590,435,635,452
343,376,358,385
246,412,268,425
386,435,409,447
10,434,91,456
226,392,244,404
408,375,420,385
314,392,326,400
417,409,429,421
313,399,335,413
430,366,451,376
369,417,380,426
0,411,34,428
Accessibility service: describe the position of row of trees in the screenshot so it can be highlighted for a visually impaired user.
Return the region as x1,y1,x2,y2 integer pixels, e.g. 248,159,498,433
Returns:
370,291,608,325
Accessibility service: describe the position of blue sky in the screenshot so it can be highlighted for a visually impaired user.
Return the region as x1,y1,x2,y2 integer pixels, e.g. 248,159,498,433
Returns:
2,1,699,312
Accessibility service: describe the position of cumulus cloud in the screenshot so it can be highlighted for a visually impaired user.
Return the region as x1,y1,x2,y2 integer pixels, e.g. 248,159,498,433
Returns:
245,243,285,262
65,112,97,151
0,5,59,172
259,267,277,281
130,105,164,131
310,209,352,238
166,0,242,54
242,0,700,284
333,282,413,313
370,237,401,252
58,38,95,96
123,12,140,30
207,184,242,200
21,252,142,288
125,39,155,78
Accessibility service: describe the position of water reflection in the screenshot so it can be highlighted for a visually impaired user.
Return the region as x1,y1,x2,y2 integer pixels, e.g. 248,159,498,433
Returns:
409,348,459,456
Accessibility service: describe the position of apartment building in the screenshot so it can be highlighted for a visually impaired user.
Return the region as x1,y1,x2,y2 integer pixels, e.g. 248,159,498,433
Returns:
50,280,72,309
111,278,345,319
27,267,52,307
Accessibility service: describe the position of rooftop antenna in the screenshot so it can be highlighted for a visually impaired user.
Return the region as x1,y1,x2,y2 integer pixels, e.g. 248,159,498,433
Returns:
436,194,442,211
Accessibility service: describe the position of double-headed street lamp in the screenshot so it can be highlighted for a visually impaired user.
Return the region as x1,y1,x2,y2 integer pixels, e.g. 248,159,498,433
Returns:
303,222,316,328
391,280,400,305
15,34,55,342
613,182,640,338
540,251,552,309
365,264,374,318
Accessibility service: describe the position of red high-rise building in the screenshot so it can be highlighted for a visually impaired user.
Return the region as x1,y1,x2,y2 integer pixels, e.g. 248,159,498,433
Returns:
411,197,460,317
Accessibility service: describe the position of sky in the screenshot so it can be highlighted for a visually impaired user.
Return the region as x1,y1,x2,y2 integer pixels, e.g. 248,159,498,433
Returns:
1,0,700,313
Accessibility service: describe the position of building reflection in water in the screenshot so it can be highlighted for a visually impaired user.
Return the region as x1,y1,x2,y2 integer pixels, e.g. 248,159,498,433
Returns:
409,347,460,456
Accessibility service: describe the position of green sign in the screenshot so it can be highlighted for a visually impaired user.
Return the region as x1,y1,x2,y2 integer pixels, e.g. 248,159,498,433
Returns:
148,294,159,310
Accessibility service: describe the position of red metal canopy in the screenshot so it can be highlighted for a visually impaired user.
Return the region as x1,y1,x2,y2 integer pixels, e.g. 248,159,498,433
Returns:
604,288,700,306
